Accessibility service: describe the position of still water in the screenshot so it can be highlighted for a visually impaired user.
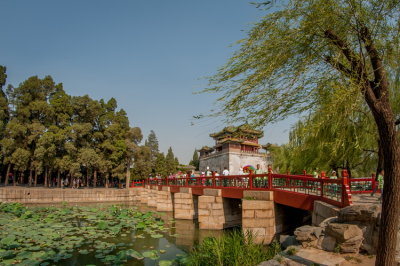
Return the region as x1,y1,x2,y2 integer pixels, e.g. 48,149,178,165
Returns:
24,202,225,266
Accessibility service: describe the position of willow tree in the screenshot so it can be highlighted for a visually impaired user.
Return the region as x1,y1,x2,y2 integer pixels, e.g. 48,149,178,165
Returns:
205,1,400,264
273,81,379,176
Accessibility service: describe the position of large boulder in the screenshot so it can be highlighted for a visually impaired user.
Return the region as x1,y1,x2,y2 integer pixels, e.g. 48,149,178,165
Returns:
318,235,336,252
338,205,381,224
340,235,364,253
294,225,321,247
325,223,364,253
325,223,363,242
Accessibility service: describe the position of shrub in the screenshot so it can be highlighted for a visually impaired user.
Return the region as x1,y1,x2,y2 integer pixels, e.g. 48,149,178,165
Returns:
186,229,281,266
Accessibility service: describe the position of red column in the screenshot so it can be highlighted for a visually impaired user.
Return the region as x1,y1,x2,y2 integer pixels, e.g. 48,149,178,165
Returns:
212,172,216,188
268,166,273,189
341,169,349,205
303,169,307,176
371,173,376,192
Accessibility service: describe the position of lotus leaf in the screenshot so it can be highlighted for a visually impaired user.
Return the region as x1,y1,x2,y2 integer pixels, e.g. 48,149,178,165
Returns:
125,249,144,260
0,250,15,259
159,260,173,266
142,250,159,260
78,249,89,254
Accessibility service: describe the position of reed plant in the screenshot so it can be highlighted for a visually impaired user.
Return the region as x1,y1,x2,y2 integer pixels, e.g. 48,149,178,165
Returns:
185,229,281,266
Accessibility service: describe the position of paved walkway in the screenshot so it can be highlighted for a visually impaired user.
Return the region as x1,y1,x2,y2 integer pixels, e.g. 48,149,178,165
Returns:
351,194,381,205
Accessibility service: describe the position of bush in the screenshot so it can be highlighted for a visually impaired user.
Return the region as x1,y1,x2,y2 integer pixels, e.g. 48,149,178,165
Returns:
186,229,281,266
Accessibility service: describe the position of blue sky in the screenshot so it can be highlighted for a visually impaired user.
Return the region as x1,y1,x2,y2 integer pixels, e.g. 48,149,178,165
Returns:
0,0,297,163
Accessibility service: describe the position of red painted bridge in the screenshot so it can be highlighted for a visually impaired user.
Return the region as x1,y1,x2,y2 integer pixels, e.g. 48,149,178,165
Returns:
131,170,378,211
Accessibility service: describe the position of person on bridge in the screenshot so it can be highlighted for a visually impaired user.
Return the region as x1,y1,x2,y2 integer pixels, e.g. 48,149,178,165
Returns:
255,164,265,187
330,171,338,195
222,167,230,187
313,168,319,178
371,169,384,201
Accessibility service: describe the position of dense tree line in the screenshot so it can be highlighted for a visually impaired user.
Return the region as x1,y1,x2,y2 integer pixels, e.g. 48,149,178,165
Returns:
0,67,180,188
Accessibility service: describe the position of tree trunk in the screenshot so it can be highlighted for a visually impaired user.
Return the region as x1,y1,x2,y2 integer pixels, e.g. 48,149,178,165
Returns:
57,170,61,188
125,164,131,189
376,139,384,175
375,123,400,266
28,169,33,187
12,171,16,186
366,89,400,266
48,168,52,187
34,170,38,187
93,170,97,188
5,164,11,186
44,167,48,187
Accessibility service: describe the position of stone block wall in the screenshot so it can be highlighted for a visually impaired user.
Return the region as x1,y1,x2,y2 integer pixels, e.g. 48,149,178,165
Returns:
312,200,340,226
139,187,149,204
242,191,275,244
198,189,242,230
156,187,173,212
147,187,159,207
0,187,140,203
174,188,198,219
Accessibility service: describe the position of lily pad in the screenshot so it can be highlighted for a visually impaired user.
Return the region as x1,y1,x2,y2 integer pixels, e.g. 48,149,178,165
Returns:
159,260,173,266
142,250,160,260
126,249,144,260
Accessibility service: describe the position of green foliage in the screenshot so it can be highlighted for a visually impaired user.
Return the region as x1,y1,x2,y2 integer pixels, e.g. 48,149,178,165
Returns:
165,147,178,175
0,203,171,265
189,150,200,171
204,0,400,127
186,230,280,266
0,70,178,186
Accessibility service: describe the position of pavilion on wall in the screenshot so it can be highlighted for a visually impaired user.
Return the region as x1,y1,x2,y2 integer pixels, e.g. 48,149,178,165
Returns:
198,125,272,175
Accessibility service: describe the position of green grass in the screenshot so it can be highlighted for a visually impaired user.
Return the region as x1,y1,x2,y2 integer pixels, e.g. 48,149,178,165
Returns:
185,229,281,266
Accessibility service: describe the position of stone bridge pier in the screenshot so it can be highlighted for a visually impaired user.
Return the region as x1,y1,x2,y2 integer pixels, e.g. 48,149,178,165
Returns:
198,189,242,230
173,188,198,220
132,187,310,245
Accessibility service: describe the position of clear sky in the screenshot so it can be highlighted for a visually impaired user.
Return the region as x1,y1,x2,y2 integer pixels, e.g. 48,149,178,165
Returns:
0,0,297,163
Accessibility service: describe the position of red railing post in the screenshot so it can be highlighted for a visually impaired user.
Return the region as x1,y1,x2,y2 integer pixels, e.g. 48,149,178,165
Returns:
185,174,188,186
303,169,307,176
268,166,273,189
212,172,216,188
371,173,376,192
341,169,349,206
249,173,253,189
320,179,324,197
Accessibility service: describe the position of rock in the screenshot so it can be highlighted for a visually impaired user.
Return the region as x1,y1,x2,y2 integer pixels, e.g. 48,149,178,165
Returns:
325,223,363,242
340,235,363,253
361,243,375,255
338,205,381,224
280,235,299,249
319,216,338,228
294,225,320,248
319,235,336,252
294,225,319,241
257,259,281,266
283,259,303,266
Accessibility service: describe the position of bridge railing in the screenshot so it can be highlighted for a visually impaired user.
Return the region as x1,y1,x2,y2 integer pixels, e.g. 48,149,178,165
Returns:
349,176,376,193
140,169,381,207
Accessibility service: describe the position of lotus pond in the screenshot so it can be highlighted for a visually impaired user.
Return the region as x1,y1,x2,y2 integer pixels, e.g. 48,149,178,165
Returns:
0,202,209,266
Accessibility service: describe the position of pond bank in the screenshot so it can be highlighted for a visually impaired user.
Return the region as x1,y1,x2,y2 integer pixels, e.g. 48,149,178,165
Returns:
0,187,137,203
